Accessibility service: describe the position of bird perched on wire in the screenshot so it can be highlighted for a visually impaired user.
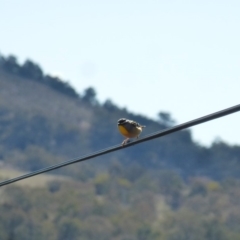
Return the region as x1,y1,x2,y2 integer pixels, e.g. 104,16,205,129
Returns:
118,118,146,146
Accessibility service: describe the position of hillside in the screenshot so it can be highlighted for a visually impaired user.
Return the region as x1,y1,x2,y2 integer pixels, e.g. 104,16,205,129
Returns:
1,54,240,240
0,54,240,180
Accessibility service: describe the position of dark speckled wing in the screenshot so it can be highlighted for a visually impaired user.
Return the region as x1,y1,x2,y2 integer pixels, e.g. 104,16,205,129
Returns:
129,120,145,127
123,120,144,131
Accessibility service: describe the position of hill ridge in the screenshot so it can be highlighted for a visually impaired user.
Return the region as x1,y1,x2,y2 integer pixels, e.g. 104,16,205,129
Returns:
0,53,240,180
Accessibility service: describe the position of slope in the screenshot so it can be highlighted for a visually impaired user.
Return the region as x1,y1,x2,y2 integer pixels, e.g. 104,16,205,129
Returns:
0,54,240,180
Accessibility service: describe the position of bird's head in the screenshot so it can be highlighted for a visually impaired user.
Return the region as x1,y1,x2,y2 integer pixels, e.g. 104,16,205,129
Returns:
118,118,127,125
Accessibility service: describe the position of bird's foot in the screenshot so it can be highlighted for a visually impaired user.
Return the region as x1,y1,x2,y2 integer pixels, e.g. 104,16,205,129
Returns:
121,138,130,146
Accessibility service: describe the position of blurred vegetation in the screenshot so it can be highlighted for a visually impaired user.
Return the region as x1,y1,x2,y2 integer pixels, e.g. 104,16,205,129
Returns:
0,53,240,239
0,171,240,240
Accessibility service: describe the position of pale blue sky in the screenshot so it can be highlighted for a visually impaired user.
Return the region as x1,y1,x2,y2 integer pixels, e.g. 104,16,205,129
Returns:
1,0,240,146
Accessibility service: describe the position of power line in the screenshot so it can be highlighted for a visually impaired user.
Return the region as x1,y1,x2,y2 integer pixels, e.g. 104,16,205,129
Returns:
0,103,240,187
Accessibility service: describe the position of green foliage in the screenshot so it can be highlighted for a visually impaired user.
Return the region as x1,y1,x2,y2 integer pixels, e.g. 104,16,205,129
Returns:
57,218,83,240
137,225,161,240
94,173,110,195
82,87,98,105
44,75,79,98
20,60,44,81
1,55,20,74
0,172,240,239
158,111,175,126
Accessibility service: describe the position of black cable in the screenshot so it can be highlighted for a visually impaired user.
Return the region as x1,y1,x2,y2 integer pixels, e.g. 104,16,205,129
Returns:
0,103,240,187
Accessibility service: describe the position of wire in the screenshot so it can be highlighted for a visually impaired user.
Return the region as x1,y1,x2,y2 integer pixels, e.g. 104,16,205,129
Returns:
0,103,240,187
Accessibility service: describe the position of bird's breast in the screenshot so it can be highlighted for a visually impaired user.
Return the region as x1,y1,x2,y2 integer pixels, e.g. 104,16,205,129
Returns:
118,125,142,138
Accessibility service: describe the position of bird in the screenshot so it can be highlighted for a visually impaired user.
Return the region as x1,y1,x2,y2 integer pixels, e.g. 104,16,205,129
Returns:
117,118,146,146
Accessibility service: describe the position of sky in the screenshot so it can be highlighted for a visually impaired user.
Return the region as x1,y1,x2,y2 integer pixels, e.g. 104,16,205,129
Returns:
1,0,240,146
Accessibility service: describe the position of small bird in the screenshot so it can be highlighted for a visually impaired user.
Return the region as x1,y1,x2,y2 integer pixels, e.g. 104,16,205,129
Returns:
118,118,146,146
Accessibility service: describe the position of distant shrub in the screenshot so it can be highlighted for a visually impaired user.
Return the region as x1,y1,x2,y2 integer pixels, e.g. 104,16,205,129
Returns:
44,75,79,98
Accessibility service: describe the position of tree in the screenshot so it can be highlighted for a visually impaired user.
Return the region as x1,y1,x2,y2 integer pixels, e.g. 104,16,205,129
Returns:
82,87,98,105
103,99,118,112
44,75,79,98
20,60,43,81
158,112,175,126
57,218,82,240
2,55,20,74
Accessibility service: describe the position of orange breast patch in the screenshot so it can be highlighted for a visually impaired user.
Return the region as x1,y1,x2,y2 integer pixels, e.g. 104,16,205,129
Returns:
118,125,131,138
